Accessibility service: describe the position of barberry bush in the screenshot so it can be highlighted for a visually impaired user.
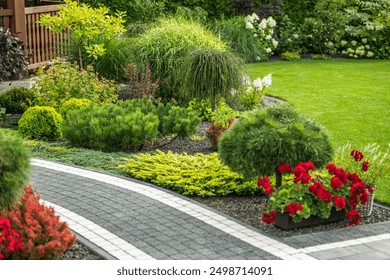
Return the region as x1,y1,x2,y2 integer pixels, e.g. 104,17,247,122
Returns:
1,185,76,259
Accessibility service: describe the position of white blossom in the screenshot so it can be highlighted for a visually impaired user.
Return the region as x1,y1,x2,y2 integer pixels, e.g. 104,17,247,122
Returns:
245,15,253,23
259,19,267,29
230,88,237,95
262,74,272,87
362,38,368,44
341,40,347,46
254,33,258,38
266,47,272,54
252,78,263,91
242,75,251,87
256,56,261,61
272,39,278,48
267,17,276,28
265,35,272,40
351,40,357,46
251,13,259,21
245,21,254,30
367,51,374,58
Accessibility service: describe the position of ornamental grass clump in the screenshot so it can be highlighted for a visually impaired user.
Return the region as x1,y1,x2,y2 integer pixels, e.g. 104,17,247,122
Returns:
260,147,380,227
218,104,333,187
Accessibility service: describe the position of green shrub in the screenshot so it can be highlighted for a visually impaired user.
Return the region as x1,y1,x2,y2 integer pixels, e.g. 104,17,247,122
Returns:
131,16,228,101
63,103,159,151
59,98,92,119
187,98,212,121
280,51,301,61
18,106,63,140
0,87,36,114
0,108,5,122
121,97,201,138
31,60,119,108
0,131,31,210
181,47,245,110
64,98,201,151
119,150,258,197
0,27,28,81
68,36,133,83
218,104,333,186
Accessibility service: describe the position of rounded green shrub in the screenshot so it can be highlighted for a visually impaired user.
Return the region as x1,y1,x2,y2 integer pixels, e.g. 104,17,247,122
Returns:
18,106,63,140
218,104,333,182
0,131,31,210
59,98,92,119
0,87,36,114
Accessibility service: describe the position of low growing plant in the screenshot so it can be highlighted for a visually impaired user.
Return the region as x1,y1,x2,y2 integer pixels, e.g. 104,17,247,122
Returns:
18,106,63,141
119,150,258,197
59,98,92,119
280,51,301,61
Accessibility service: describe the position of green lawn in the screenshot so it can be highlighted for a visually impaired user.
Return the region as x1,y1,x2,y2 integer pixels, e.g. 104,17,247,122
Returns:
247,59,390,204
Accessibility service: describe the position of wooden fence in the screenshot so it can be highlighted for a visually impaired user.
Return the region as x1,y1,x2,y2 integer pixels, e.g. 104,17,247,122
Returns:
0,1,70,69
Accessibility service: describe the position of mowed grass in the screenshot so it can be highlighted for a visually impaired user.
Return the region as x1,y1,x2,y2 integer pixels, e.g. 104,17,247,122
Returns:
247,59,390,205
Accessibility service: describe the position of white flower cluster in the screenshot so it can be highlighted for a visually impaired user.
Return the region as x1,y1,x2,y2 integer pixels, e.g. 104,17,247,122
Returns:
251,74,272,92
341,38,374,58
244,13,278,60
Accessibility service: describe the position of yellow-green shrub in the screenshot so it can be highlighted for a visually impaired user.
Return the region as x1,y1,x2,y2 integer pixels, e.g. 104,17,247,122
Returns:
119,150,258,197
18,106,63,140
59,98,91,119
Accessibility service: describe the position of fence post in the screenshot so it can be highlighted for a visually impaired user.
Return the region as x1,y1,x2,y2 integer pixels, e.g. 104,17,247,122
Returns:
7,0,26,43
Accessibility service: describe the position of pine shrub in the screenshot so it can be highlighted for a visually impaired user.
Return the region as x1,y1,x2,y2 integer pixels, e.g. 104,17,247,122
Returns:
0,87,36,114
18,106,63,140
218,104,333,182
0,132,31,211
0,185,76,259
63,98,201,151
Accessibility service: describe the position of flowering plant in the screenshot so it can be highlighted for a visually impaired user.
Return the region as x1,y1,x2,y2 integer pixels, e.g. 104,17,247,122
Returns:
230,74,272,111
244,13,278,60
259,147,382,227
0,217,23,260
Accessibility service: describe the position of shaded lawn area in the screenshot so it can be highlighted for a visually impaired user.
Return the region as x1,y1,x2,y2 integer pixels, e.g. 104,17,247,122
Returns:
247,59,390,205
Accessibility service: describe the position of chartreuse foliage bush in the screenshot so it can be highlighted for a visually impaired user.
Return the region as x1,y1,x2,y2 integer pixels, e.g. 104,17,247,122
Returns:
218,104,333,185
0,132,31,211
38,0,126,69
0,87,36,114
0,185,76,259
31,60,119,108
131,16,228,100
59,98,92,119
119,150,258,197
18,106,63,140
63,98,200,151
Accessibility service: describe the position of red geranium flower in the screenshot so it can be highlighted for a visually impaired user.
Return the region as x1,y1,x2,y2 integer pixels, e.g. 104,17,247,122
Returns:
350,150,364,162
330,176,343,190
286,202,303,215
368,186,374,193
346,210,362,226
362,161,369,172
326,163,337,174
277,163,291,174
257,176,274,195
262,210,276,224
333,196,346,209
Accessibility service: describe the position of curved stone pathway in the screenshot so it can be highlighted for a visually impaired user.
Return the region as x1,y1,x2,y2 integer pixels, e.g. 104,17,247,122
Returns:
30,159,390,260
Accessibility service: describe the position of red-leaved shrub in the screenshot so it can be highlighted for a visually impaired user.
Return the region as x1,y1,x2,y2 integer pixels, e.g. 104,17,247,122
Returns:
0,185,76,259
